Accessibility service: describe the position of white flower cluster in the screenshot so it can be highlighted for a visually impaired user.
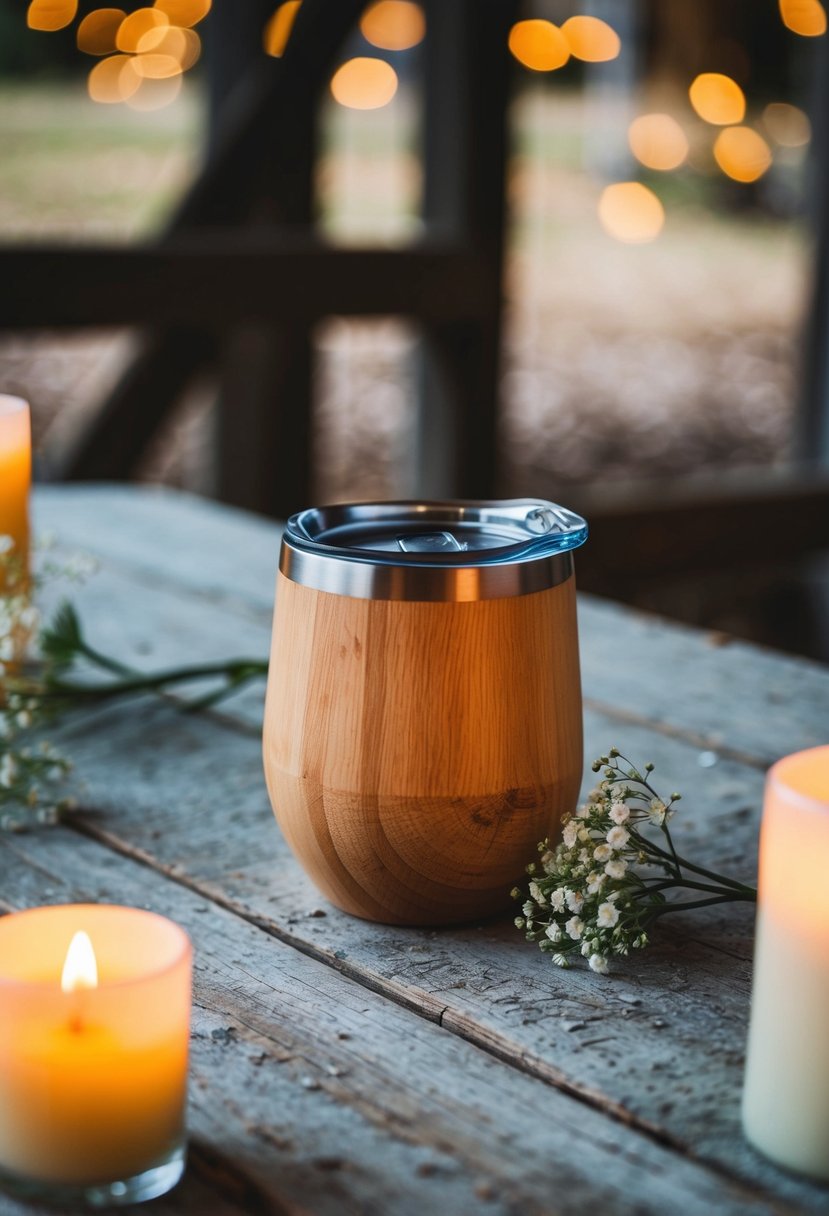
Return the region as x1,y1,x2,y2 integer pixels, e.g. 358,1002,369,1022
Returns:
1,537,75,832
513,750,683,975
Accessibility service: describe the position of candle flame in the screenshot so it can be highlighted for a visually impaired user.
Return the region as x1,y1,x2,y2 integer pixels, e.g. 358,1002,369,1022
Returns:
61,930,99,993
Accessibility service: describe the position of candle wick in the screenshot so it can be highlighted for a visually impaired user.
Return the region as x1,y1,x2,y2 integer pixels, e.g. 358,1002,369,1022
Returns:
68,1012,84,1034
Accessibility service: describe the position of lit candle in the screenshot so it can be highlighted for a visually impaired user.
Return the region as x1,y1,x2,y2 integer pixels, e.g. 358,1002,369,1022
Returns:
742,744,829,1180
0,395,31,588
0,904,191,1207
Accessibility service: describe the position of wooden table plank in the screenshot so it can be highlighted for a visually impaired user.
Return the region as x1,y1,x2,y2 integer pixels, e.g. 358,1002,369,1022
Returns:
0,828,783,1216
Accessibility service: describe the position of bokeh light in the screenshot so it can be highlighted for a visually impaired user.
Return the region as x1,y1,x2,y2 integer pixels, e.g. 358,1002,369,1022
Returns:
77,9,125,54
360,1,425,51
688,72,746,125
713,126,773,182
137,23,200,69
763,101,811,146
153,0,210,27
330,57,398,109
116,8,168,52
263,0,301,57
628,113,689,171
132,51,182,78
126,72,183,110
27,0,77,32
779,0,827,36
508,20,569,72
598,182,664,243
87,53,141,102
561,15,620,62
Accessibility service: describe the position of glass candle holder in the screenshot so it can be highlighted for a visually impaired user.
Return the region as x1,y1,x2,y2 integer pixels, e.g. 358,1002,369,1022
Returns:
742,744,829,1180
0,904,192,1207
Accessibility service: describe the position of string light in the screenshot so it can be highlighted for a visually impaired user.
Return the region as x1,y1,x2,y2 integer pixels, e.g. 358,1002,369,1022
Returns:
508,20,569,72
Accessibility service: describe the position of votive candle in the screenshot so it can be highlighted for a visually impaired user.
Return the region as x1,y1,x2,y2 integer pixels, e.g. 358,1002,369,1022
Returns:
742,744,829,1180
0,904,192,1207
0,395,31,582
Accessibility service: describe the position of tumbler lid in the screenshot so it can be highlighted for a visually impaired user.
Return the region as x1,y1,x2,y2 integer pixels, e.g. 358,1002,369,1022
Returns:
280,500,587,602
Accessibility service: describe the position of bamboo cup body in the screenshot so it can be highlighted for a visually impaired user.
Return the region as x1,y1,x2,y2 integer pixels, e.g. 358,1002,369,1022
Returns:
263,572,583,925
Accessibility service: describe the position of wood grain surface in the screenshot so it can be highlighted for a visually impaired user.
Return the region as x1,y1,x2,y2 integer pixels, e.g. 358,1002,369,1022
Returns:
264,572,582,923
0,485,825,1216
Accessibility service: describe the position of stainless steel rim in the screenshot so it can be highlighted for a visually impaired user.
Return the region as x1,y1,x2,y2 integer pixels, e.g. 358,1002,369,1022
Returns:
279,540,574,601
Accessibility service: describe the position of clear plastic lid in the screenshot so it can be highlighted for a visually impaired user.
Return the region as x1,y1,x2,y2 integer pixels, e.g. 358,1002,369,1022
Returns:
284,500,588,568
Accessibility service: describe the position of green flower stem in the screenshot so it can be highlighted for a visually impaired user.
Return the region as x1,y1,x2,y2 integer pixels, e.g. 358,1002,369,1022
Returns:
74,639,136,679
629,876,756,902
650,893,755,918
630,829,755,894
40,660,269,705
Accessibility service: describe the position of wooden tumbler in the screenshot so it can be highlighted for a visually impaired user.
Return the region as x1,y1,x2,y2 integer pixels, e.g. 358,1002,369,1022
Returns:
263,501,588,926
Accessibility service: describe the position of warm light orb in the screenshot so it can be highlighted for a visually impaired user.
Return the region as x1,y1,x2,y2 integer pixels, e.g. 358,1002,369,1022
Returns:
360,1,425,51
87,53,142,102
561,15,621,62
779,0,827,35
598,181,665,244
76,8,125,54
330,57,398,109
508,19,569,72
137,24,199,69
61,931,98,993
126,72,183,110
133,51,182,78
26,0,78,31
116,7,168,52
763,101,812,146
713,126,772,183
153,0,211,26
628,113,689,170
263,0,301,57
688,73,745,125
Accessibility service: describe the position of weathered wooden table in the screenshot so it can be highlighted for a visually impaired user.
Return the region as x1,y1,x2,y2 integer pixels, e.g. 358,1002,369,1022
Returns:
2,485,829,1216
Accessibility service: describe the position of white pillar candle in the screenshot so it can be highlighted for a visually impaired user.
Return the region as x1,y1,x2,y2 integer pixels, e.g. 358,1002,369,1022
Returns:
742,744,829,1180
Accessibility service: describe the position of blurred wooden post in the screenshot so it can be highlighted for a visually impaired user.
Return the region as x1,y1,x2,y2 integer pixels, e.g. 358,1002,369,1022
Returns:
414,0,517,498
798,30,829,466
206,0,316,517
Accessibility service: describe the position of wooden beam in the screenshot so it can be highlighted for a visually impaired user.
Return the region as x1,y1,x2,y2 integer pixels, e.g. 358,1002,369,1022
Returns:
0,240,495,330
570,468,829,589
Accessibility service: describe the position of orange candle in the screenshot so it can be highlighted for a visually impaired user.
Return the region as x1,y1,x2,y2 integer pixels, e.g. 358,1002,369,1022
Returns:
0,905,191,1207
742,745,829,1180
0,395,31,588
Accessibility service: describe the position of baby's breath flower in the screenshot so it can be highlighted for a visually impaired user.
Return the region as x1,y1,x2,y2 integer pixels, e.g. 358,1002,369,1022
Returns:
649,798,667,825
513,749,756,975
609,802,629,824
606,825,630,849
586,870,605,895
549,888,565,912
605,858,627,879
564,889,584,914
